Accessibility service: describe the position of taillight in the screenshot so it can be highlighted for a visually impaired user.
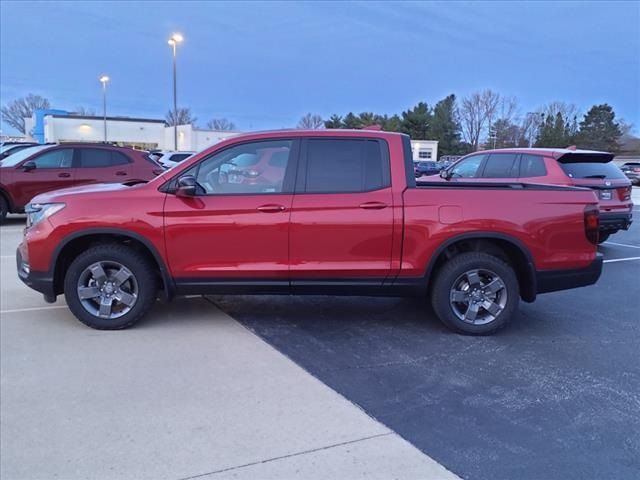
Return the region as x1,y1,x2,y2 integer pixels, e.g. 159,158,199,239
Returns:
634,167,640,172
616,186,632,201
584,205,599,245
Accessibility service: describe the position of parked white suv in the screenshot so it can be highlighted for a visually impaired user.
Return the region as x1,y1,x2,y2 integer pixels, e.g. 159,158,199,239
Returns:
150,150,195,168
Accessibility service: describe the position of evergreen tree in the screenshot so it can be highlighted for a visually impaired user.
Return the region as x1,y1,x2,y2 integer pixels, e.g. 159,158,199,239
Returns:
575,104,622,151
324,114,343,129
430,94,462,156
342,112,361,129
401,102,432,140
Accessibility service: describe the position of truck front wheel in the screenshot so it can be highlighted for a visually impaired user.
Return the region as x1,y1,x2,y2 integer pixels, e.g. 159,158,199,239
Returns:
64,244,158,330
431,252,519,335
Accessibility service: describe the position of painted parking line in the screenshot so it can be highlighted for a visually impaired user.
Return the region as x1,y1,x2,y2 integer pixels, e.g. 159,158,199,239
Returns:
603,257,640,264
0,305,68,314
604,241,640,249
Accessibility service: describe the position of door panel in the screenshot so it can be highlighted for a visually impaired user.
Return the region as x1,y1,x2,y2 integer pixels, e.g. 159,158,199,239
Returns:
11,148,76,208
74,148,132,185
289,138,395,283
163,138,297,281
289,189,394,279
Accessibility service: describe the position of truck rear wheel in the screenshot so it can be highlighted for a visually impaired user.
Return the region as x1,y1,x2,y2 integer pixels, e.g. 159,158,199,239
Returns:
431,252,519,335
64,244,158,330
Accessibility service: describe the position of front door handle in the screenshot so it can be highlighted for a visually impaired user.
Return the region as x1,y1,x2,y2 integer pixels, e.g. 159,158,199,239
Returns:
257,204,286,213
359,201,388,210
116,171,128,176
58,172,71,178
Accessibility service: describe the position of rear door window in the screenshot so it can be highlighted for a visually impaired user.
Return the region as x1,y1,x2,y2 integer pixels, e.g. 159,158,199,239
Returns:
302,139,390,193
519,154,547,178
481,153,518,178
559,162,626,179
78,149,130,168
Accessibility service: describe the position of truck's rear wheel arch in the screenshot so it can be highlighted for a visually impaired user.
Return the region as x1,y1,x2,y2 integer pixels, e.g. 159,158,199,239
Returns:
426,233,537,302
51,229,174,300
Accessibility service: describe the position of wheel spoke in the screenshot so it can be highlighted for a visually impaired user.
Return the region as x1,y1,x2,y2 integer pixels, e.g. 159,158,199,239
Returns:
450,290,468,302
112,267,132,287
482,300,502,317
466,270,482,288
98,297,113,318
89,264,108,285
484,278,505,294
78,286,101,300
464,303,479,322
115,290,136,307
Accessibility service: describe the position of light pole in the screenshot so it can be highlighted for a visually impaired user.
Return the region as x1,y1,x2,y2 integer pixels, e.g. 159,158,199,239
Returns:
99,75,109,142
168,33,183,150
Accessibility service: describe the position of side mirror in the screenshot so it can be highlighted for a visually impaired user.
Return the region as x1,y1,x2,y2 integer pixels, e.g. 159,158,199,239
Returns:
22,161,36,172
176,175,198,197
440,169,451,180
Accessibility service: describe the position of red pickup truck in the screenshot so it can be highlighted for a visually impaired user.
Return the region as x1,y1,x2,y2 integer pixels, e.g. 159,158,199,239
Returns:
17,130,603,334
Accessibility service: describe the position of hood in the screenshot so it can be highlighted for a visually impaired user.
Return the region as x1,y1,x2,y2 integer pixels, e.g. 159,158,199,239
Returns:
31,182,143,204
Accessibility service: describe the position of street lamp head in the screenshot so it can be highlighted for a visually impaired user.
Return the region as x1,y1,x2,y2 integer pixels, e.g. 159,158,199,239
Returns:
99,75,110,84
171,33,184,43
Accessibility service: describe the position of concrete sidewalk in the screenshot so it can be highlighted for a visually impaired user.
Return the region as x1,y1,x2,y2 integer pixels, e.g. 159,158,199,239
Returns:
0,222,458,480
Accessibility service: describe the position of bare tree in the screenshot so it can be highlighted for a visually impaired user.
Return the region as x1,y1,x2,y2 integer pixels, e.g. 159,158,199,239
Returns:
540,101,579,121
206,118,236,131
165,107,197,126
459,89,500,150
297,113,324,129
72,107,97,116
1,94,51,134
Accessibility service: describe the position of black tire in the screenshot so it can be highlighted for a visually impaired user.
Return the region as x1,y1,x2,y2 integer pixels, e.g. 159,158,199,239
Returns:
431,252,519,335
0,196,7,224
598,232,611,244
64,244,158,330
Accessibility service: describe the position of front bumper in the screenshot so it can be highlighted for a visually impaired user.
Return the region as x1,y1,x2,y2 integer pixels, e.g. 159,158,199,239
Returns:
536,254,603,295
599,212,633,232
16,248,56,298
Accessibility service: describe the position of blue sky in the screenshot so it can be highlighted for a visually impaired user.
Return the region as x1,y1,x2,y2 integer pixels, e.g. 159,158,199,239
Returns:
1,1,639,134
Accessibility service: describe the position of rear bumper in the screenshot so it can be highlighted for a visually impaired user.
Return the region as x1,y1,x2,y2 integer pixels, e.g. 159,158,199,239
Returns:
536,254,603,295
16,248,56,297
599,212,633,232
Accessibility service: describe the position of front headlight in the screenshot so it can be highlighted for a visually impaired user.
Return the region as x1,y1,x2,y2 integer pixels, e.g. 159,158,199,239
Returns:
25,203,65,228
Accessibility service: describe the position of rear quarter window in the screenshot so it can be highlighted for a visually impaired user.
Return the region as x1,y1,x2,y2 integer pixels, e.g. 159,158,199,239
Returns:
520,154,547,177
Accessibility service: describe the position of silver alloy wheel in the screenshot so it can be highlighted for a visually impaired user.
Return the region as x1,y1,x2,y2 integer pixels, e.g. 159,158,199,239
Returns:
449,268,507,325
77,261,138,319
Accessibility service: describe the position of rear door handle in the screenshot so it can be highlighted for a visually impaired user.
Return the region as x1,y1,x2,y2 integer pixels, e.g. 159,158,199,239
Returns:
116,171,128,176
257,204,286,213
58,172,71,178
359,201,388,210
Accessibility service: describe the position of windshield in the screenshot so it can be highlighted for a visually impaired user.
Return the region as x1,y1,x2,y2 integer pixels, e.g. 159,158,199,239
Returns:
0,145,51,166
560,161,627,180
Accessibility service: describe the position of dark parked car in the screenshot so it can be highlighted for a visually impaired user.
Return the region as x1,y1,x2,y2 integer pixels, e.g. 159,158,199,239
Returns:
414,161,441,177
620,162,640,185
437,147,633,243
0,143,164,222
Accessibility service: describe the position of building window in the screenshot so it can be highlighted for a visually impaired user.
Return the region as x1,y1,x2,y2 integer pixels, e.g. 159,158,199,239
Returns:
418,149,432,159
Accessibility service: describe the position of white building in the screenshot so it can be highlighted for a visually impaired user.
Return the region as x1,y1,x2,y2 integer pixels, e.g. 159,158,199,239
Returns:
410,140,439,161
29,113,239,151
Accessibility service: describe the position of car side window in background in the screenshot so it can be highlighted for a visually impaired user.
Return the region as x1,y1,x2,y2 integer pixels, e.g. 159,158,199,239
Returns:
32,149,74,168
450,155,485,178
170,153,191,163
194,139,292,194
304,139,390,193
481,153,518,178
78,149,129,168
520,154,547,177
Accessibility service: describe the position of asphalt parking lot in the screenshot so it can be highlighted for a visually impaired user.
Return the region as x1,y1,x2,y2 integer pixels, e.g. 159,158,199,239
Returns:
1,191,638,480
214,213,640,480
